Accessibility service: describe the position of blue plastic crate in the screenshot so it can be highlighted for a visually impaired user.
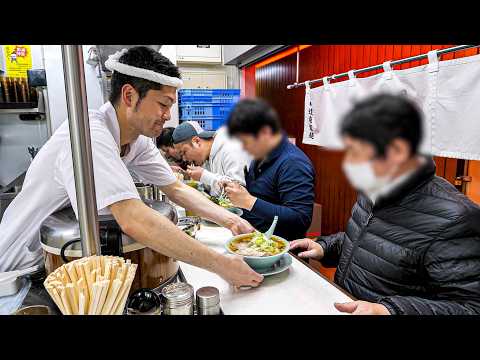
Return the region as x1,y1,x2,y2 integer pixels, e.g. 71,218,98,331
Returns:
178,89,241,104
179,95,240,104
179,89,240,97
180,117,226,131
179,104,235,118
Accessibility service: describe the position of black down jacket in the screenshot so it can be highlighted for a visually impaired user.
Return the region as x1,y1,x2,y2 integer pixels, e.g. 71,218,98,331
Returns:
317,157,480,315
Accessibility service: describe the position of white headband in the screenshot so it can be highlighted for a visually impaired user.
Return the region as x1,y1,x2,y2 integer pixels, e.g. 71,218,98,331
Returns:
104,48,183,89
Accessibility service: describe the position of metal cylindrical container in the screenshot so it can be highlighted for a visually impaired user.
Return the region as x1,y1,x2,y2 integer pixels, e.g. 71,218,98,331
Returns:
135,183,154,201
196,286,220,315
152,184,168,202
161,283,194,315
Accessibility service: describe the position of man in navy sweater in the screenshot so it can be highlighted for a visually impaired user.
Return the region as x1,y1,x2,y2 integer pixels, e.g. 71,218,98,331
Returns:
223,98,315,240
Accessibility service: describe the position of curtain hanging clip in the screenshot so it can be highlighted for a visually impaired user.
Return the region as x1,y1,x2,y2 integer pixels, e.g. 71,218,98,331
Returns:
427,50,439,73
347,70,356,86
382,61,393,80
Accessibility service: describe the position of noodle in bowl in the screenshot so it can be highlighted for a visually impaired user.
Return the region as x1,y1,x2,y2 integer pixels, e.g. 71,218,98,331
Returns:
225,232,290,270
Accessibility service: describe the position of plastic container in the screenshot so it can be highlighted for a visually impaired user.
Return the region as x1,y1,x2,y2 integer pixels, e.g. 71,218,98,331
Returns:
179,118,226,131
179,89,240,97
178,89,240,105
179,104,235,118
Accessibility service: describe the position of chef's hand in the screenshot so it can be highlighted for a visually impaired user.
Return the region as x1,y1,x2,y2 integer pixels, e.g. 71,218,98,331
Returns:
227,216,255,235
186,165,203,181
224,182,257,210
218,255,264,287
334,301,391,315
289,238,324,260
170,165,184,173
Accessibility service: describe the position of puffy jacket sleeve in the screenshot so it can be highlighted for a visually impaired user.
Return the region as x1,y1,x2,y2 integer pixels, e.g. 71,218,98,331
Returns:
316,232,345,268
378,212,480,315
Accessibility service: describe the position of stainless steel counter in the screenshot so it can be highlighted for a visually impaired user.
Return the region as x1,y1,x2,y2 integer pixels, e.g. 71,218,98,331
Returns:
178,224,353,315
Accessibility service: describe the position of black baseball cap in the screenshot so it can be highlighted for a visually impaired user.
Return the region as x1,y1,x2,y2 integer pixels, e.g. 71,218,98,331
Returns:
172,121,216,144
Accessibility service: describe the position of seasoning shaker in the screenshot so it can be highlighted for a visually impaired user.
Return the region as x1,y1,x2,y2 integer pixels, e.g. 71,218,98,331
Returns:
196,286,221,315
161,283,194,315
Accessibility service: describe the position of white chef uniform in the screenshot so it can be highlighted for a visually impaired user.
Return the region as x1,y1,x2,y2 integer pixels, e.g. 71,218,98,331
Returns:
199,126,251,196
0,101,176,272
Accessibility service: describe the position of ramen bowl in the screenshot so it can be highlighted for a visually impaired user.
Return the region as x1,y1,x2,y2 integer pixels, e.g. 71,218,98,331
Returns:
225,233,290,271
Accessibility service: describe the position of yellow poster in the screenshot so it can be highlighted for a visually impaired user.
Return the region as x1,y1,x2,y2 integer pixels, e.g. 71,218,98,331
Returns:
4,45,32,78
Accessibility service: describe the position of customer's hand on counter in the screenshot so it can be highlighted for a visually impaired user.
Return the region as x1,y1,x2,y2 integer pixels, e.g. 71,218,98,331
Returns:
186,165,203,181
289,238,325,260
334,301,391,315
224,182,257,210
217,255,264,287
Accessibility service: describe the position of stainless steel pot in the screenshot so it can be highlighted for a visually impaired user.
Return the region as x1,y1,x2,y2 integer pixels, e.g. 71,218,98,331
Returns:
40,198,180,292
40,200,178,253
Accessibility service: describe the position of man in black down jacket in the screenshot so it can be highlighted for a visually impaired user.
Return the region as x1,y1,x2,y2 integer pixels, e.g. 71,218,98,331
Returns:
291,94,480,315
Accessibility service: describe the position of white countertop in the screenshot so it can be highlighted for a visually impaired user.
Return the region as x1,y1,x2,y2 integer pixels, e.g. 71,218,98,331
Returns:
177,212,353,315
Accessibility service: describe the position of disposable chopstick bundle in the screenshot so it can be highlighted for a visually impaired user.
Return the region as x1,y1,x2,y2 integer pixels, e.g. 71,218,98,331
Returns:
43,255,137,315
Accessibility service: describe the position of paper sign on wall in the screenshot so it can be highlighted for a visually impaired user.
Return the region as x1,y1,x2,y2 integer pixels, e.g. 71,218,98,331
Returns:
3,45,32,78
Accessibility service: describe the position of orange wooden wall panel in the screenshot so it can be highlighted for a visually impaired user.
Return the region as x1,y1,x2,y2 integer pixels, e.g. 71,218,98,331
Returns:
467,161,480,205
242,65,256,98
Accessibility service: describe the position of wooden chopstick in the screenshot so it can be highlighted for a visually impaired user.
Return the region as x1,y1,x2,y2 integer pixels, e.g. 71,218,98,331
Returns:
43,255,137,315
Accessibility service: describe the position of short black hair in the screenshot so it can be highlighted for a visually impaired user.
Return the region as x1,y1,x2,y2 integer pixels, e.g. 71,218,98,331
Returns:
227,98,281,136
156,127,175,148
109,46,181,105
340,93,423,157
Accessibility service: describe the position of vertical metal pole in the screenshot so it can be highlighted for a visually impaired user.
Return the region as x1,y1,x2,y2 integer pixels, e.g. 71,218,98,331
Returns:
61,45,100,256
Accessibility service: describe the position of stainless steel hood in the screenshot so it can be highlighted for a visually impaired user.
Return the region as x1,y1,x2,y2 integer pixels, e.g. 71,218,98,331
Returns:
88,45,162,103
95,45,162,72
223,45,288,67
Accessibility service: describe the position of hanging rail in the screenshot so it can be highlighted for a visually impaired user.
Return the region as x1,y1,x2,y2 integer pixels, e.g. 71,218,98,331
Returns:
287,45,480,89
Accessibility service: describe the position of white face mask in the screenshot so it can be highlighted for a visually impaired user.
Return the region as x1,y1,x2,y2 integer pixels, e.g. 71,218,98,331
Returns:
342,161,391,195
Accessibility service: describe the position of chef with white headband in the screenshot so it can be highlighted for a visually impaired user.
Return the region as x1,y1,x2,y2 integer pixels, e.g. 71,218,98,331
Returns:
0,46,263,290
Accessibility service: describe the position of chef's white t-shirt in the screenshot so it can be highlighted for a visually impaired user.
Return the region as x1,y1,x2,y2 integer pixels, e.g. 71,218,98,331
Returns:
0,102,176,272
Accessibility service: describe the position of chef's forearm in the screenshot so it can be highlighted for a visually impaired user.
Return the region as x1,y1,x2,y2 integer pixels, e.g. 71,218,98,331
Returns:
110,199,225,273
163,181,237,228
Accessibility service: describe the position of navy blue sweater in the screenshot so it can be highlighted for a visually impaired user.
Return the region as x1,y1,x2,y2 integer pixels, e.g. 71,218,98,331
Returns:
242,135,315,240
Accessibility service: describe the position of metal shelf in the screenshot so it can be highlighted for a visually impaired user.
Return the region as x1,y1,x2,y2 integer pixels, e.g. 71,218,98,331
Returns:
0,108,44,114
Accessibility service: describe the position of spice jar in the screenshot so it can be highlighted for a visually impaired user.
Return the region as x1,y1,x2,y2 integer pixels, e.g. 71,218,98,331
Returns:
196,286,221,315
0,78,5,103
161,282,194,315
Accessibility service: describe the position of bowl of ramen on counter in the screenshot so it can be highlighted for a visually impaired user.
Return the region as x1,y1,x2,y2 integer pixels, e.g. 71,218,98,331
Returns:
225,231,289,271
